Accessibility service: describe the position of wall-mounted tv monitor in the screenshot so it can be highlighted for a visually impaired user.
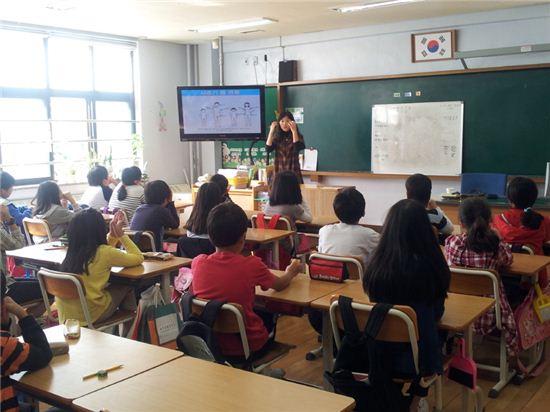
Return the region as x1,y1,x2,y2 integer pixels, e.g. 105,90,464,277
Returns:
177,85,265,141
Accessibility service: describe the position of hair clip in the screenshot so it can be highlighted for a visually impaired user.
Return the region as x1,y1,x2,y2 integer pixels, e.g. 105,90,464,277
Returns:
524,207,532,212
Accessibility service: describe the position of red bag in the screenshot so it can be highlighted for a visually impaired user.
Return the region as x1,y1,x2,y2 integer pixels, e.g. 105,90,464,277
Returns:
309,257,348,283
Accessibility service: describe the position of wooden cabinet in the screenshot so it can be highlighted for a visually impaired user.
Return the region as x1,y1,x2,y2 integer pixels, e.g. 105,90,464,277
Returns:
300,184,353,219
192,184,268,211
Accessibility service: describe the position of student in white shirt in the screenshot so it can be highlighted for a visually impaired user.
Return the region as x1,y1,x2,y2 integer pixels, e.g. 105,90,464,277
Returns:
108,166,144,222
80,165,114,210
318,188,380,268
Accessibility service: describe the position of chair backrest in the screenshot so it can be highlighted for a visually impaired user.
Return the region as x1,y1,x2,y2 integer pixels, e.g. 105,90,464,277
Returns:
37,268,94,327
251,214,292,231
190,298,250,359
251,214,294,248
308,252,364,280
329,298,420,373
449,266,501,328
123,230,156,252
22,217,52,244
460,173,507,197
521,245,535,255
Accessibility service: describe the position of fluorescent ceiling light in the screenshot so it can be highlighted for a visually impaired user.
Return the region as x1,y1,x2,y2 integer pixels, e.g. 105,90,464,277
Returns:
333,0,416,13
189,18,277,33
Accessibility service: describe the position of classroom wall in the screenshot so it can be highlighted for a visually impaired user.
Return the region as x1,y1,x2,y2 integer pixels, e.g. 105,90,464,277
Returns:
137,39,192,185
197,4,550,224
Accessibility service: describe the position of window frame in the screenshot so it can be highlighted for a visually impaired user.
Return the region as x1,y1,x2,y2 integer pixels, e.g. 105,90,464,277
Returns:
0,31,137,186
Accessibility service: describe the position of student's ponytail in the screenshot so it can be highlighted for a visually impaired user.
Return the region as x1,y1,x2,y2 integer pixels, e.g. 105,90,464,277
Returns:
118,184,128,201
465,214,499,255
521,207,544,230
117,166,142,202
507,177,543,230
460,197,499,255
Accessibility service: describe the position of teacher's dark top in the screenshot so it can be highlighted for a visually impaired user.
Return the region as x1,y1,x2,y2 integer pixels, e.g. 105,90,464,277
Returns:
266,132,305,183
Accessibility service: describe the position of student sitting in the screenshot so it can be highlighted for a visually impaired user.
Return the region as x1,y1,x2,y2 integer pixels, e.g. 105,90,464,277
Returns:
177,183,222,258
493,176,550,256
406,173,454,236
0,171,32,229
59,210,143,328
445,197,518,355
210,174,233,203
1,274,53,412
32,181,80,242
131,180,180,252
108,166,144,222
80,165,114,210
318,187,380,269
364,199,450,410
1,206,42,305
263,171,312,226
192,202,301,365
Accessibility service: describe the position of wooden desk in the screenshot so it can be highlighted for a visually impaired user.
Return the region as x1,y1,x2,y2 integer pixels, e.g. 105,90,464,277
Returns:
506,253,550,277
72,356,355,412
174,199,193,213
7,243,191,301
14,326,182,408
256,272,354,306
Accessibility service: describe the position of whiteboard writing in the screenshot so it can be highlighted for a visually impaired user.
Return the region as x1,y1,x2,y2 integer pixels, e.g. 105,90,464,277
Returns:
371,101,463,175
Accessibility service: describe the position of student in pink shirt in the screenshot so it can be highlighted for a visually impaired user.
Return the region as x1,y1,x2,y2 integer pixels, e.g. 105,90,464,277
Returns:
192,202,301,363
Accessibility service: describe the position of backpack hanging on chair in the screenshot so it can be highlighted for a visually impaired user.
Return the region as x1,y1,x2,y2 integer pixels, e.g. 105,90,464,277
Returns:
253,213,292,270
176,293,227,364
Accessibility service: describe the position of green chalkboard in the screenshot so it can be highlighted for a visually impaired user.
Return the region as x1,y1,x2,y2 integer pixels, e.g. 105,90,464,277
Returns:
222,86,278,168
283,67,550,175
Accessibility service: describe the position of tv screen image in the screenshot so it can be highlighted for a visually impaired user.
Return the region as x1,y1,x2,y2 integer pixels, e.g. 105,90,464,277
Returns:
177,86,265,141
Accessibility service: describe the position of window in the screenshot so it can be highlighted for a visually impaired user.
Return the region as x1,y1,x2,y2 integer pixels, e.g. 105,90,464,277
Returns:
0,28,138,185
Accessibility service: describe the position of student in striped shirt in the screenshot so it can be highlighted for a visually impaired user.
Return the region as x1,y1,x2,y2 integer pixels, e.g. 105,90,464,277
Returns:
108,166,144,222
1,273,52,412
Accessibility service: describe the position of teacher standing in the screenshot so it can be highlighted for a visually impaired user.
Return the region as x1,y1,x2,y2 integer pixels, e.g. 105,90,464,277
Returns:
265,111,305,183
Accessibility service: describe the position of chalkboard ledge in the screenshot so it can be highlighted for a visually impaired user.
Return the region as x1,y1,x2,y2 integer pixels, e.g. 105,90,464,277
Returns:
302,170,461,183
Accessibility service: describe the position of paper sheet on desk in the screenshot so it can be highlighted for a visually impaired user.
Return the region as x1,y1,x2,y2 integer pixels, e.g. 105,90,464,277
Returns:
302,148,318,171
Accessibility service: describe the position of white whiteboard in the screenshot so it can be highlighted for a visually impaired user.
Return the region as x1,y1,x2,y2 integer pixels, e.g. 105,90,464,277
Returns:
371,101,463,176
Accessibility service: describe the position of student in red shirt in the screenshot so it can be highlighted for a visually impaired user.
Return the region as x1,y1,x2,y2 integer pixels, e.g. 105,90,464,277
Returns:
493,176,550,256
192,202,301,362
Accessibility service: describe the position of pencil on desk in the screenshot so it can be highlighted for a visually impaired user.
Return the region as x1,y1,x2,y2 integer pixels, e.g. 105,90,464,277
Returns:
82,364,123,380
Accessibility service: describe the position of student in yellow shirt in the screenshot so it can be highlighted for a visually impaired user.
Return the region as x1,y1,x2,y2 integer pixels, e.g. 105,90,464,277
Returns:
58,209,143,328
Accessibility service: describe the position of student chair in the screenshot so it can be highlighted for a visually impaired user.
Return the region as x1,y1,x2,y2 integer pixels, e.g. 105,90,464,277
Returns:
305,253,364,361
450,266,515,398
329,298,446,411
460,173,507,198
186,297,294,374
251,214,315,262
37,268,135,333
308,252,364,281
123,229,156,252
22,217,52,245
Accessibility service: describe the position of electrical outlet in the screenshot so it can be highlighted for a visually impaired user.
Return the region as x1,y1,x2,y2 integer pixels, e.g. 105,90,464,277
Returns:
253,56,259,65
244,57,250,65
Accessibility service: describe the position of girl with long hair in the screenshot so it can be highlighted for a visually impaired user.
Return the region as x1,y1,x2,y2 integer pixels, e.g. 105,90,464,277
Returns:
108,166,144,221
59,209,143,327
265,111,305,183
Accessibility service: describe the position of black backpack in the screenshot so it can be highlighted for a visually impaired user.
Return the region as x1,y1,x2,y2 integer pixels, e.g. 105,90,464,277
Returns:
177,293,226,364
324,296,413,412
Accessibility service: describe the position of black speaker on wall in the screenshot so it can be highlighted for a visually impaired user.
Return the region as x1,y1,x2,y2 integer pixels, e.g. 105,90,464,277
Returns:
279,60,298,82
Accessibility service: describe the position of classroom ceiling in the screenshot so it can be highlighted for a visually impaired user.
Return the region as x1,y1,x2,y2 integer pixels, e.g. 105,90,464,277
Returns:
0,0,548,43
